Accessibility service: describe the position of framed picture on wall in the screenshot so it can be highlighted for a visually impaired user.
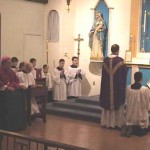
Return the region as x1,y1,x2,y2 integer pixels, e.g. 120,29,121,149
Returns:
125,50,132,62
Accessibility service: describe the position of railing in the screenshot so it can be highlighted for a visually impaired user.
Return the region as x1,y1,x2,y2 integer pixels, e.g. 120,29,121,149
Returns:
0,130,89,150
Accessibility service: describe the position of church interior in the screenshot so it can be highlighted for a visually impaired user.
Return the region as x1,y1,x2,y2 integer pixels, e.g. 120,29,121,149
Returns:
0,0,150,150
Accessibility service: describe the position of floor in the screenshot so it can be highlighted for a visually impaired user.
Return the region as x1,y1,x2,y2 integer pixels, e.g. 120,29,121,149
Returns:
19,115,150,150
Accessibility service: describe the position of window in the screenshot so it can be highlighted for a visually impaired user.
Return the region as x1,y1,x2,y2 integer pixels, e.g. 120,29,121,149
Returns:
47,10,59,42
140,0,150,52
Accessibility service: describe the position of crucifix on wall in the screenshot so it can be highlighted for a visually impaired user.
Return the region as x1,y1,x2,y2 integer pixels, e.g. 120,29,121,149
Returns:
74,34,83,61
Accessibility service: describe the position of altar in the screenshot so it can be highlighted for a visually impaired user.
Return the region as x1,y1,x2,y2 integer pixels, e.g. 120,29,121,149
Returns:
126,60,150,86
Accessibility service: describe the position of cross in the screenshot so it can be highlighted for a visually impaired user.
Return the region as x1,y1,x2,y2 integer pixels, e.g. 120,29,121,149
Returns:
66,5,70,13
66,0,71,13
74,34,84,61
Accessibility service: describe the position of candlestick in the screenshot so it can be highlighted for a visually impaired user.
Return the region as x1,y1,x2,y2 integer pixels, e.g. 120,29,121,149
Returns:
144,10,147,33
46,40,48,50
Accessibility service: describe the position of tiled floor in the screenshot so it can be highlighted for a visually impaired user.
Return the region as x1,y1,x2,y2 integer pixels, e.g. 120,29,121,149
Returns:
19,115,150,150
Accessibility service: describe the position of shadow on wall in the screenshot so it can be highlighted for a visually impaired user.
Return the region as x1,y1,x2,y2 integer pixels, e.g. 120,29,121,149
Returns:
81,77,91,96
89,62,103,75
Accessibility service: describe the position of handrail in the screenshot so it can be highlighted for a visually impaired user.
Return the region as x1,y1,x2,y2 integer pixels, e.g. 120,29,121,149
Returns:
0,130,89,150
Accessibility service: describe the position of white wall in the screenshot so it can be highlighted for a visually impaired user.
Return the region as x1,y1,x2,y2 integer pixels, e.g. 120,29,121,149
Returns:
44,0,76,70
0,0,45,67
46,0,131,96
0,0,131,96
73,0,131,95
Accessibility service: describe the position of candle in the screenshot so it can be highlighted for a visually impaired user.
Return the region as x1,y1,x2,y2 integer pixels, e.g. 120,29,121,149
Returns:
46,40,48,50
144,10,147,33
46,40,48,64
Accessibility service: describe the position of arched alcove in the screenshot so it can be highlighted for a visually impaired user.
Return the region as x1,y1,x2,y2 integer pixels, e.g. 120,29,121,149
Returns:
95,0,109,57
47,10,59,42
89,0,110,75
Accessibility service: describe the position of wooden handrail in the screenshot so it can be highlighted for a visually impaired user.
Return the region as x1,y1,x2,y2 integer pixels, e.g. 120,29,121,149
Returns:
0,130,89,150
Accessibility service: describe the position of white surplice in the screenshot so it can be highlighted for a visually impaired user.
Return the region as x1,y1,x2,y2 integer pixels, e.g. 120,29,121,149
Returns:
52,68,67,101
41,72,52,91
101,105,124,128
31,69,36,79
11,67,18,73
126,85,150,128
17,71,40,115
66,66,85,97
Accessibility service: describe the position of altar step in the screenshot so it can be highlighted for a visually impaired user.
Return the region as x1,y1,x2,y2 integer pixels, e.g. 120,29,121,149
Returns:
76,96,100,105
46,96,101,123
52,100,101,113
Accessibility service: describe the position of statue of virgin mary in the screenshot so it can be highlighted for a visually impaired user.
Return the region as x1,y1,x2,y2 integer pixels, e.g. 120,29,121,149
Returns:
89,11,106,61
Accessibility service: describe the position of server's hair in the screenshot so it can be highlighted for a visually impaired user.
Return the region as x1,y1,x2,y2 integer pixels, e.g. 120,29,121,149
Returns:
59,59,65,63
134,71,143,82
111,44,119,53
11,57,18,62
19,61,25,70
30,58,36,63
72,56,78,61
43,64,48,69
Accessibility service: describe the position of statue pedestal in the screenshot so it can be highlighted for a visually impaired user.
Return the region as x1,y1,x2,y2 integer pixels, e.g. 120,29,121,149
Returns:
90,59,103,63
89,61,103,76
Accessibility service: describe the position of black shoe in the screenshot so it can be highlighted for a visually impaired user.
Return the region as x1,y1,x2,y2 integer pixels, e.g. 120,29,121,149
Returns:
126,125,132,137
121,125,127,137
121,125,132,137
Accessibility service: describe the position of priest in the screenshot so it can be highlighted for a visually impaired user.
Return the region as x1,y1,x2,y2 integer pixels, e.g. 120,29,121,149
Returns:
0,56,26,131
100,44,128,128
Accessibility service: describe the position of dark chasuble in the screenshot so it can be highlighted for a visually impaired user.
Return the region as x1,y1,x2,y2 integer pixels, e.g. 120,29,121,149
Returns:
100,56,128,110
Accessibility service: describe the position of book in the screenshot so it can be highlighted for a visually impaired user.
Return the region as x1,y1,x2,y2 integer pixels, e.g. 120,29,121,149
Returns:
147,80,150,88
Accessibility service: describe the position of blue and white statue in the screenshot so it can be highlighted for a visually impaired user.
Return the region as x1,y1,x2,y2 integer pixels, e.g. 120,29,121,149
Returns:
89,11,106,61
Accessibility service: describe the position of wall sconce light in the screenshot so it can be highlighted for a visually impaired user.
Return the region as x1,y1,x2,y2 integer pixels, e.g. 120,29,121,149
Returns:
66,0,72,13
